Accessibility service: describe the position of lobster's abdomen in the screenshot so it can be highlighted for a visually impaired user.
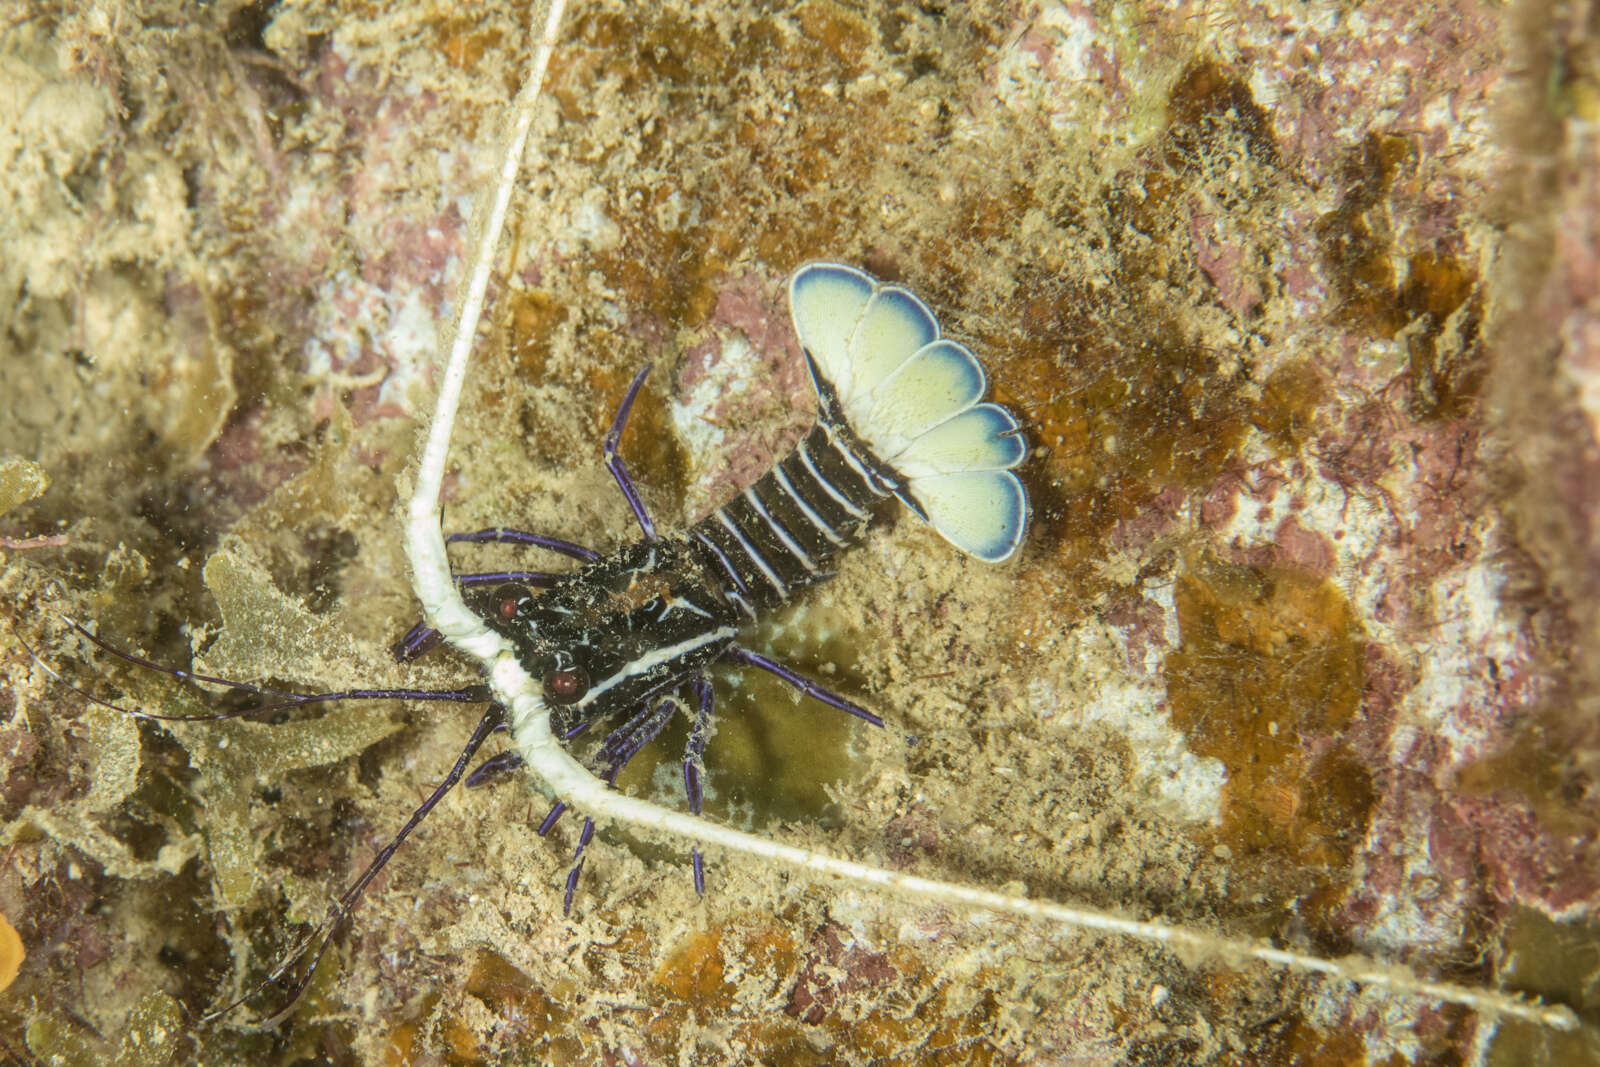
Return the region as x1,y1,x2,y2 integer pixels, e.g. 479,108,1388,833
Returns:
688,422,894,613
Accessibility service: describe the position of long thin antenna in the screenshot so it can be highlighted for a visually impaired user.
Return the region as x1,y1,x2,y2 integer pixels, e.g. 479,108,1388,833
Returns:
399,0,1580,1035
404,0,570,664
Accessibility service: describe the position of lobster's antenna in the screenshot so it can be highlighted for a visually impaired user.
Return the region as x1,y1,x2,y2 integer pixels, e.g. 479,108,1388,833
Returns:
399,0,1579,1035
405,0,570,664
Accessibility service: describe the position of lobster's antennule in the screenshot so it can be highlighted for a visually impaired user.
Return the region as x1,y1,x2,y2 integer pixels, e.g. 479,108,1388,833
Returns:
788,262,1030,563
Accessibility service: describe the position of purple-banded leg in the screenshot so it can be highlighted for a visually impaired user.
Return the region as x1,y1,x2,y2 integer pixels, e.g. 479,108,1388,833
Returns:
603,363,658,541
391,621,445,662
593,697,679,769
537,801,568,835
682,675,715,895
721,645,884,727
202,702,504,1024
541,698,678,915
465,740,523,789
446,527,599,562
563,816,598,917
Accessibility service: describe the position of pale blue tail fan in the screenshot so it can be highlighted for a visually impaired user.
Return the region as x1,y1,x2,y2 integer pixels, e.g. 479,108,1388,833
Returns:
788,262,1030,563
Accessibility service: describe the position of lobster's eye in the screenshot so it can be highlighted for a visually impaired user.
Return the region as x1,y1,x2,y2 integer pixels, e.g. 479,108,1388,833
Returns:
493,583,526,621
543,666,590,705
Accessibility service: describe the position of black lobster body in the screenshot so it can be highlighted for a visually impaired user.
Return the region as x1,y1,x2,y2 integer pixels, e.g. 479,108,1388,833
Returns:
467,262,1031,757
472,415,899,738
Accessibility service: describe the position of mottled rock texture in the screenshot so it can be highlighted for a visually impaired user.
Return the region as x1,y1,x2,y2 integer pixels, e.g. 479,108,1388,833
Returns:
1,0,1597,1064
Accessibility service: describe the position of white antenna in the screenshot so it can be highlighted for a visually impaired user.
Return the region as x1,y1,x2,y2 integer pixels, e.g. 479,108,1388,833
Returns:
401,0,1578,1035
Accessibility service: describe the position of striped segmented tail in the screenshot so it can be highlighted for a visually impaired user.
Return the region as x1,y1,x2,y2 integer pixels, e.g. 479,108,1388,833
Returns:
787,262,1030,564
688,263,1029,614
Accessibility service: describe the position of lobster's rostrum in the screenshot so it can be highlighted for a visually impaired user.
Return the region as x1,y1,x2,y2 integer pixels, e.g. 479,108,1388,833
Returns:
463,262,1029,762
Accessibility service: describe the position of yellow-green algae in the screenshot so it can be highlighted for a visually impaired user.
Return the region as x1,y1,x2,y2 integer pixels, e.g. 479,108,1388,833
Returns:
25,990,182,1067
0,457,49,519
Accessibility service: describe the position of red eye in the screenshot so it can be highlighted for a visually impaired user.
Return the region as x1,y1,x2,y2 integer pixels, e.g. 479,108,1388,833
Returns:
492,583,526,620
543,667,590,705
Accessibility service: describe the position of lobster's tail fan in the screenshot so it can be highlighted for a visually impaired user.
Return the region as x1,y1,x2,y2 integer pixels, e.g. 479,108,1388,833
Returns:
889,403,1026,478
788,263,876,399
788,262,1030,563
904,470,1029,564
861,340,988,447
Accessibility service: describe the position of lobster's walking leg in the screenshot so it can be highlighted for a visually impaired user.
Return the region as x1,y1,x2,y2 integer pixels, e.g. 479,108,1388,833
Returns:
723,644,883,727
683,676,715,895
603,364,659,540
539,697,679,914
